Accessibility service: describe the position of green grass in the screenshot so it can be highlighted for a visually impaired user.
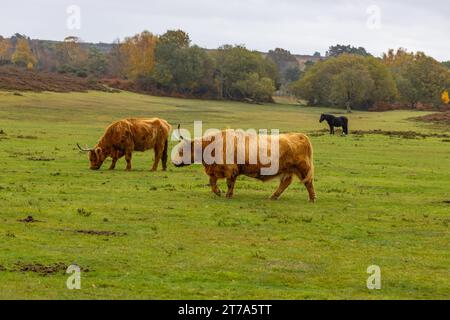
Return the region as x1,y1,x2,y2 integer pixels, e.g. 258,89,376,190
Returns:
0,90,449,299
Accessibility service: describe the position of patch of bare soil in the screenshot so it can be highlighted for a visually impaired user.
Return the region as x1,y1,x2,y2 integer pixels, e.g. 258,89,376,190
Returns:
15,262,67,275
369,102,450,112
0,66,106,92
17,215,41,223
351,130,450,139
14,262,89,275
16,135,37,139
308,129,449,139
414,111,450,126
74,229,127,237
26,156,55,161
307,129,329,137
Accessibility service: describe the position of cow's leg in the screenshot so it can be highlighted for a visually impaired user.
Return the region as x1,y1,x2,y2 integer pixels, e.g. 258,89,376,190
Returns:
270,174,293,200
305,180,316,202
209,175,221,196
225,176,237,198
331,126,335,135
109,149,122,170
125,151,132,171
296,166,316,202
109,157,118,170
151,145,163,172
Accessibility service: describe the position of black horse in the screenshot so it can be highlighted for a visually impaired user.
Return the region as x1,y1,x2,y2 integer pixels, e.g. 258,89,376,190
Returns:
319,114,349,135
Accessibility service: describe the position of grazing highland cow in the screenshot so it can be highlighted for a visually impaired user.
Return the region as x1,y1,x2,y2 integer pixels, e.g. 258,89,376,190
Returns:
78,118,171,171
172,126,315,201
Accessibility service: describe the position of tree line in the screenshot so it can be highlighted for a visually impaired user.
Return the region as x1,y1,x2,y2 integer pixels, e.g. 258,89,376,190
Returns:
0,32,449,107
0,31,279,102
290,47,450,110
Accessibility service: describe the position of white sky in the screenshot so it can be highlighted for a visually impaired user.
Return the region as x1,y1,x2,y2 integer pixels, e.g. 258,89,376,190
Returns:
1,0,449,60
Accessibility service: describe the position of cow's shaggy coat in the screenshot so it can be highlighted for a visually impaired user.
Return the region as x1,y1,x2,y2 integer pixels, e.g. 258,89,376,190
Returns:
173,130,315,201
80,118,171,171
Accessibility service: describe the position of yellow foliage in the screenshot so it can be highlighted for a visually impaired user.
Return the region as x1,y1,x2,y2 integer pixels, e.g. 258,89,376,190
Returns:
12,38,37,67
442,90,450,104
0,38,12,60
121,31,158,79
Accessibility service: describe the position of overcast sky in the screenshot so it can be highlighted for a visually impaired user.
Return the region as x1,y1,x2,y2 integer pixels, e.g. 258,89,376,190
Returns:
1,0,448,60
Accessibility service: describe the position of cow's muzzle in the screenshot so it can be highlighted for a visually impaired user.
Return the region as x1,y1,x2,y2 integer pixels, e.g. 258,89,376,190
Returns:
173,163,186,168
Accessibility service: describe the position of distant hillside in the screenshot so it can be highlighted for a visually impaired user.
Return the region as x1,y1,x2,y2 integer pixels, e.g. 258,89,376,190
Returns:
33,38,322,70
293,54,322,70
31,39,113,53
0,66,106,92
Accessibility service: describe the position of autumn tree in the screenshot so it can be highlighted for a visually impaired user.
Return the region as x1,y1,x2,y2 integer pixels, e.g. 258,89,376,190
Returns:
442,90,449,104
383,49,450,107
12,38,37,69
0,37,12,64
121,31,158,79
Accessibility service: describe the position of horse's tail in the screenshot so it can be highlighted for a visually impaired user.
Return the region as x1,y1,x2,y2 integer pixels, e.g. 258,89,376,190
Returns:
342,117,349,135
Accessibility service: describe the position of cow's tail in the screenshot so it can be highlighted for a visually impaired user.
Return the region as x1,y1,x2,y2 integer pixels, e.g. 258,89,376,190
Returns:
301,135,314,184
162,138,169,168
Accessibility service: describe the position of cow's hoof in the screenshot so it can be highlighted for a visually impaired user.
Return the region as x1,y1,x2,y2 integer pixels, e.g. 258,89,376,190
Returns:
270,195,279,200
226,194,233,199
309,198,316,203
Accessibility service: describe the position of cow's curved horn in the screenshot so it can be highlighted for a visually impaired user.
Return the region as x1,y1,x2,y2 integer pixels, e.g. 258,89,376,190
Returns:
177,124,184,140
77,143,93,152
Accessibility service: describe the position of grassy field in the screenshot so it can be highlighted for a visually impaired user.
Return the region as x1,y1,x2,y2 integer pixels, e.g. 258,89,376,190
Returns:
0,90,449,299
